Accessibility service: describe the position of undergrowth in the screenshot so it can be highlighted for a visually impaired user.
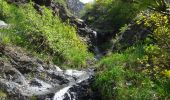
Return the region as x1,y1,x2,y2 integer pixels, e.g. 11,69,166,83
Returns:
95,45,170,100
95,11,170,100
0,0,92,68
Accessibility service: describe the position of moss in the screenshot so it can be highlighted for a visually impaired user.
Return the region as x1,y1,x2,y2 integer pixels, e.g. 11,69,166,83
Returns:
0,90,7,98
30,96,37,100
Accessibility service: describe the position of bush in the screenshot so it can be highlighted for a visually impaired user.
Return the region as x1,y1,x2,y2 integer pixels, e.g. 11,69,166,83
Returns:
95,44,170,100
137,12,170,78
95,11,170,99
0,1,92,67
83,0,155,32
96,45,146,99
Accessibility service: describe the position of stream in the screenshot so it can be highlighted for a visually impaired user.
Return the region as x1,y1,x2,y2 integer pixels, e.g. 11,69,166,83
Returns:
0,42,100,100
0,20,101,100
92,30,102,60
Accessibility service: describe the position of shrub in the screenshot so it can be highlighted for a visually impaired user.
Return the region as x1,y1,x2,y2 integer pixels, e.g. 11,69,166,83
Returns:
95,44,170,100
137,12,170,78
0,1,92,67
83,0,155,31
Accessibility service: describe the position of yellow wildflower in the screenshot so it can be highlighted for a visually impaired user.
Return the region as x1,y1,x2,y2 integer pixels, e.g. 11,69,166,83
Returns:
162,70,170,78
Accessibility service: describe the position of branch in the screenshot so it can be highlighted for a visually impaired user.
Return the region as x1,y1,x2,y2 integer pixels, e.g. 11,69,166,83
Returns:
148,6,170,16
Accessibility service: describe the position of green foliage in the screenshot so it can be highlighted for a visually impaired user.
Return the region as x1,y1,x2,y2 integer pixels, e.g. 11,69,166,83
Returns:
0,30,11,44
54,0,66,5
153,0,169,12
136,12,170,79
95,11,170,100
79,3,94,17
0,1,92,67
95,44,170,100
83,0,155,32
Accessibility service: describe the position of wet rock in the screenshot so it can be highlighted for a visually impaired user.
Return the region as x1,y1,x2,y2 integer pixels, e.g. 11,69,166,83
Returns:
29,78,42,87
0,45,5,56
0,45,97,100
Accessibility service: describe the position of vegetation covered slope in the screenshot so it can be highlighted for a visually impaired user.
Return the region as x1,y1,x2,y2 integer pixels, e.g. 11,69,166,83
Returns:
83,0,155,33
0,0,92,67
0,0,170,99
91,0,170,99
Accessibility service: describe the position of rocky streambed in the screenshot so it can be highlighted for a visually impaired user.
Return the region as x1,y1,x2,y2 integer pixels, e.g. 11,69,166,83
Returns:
0,45,100,100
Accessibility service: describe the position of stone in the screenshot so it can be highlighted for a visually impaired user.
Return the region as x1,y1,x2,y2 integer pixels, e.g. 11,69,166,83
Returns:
0,45,98,100
66,0,84,16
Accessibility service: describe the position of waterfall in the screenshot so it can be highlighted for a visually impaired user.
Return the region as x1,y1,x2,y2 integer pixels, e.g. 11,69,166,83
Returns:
92,31,102,60
53,86,72,100
0,20,7,26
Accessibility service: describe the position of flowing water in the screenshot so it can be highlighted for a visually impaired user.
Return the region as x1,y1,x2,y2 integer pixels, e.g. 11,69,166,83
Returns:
0,45,96,100
92,31,102,60
53,69,93,100
0,19,100,100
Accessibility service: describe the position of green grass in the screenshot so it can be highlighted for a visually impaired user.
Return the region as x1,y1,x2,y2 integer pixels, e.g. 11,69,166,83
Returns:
0,1,92,67
95,45,170,100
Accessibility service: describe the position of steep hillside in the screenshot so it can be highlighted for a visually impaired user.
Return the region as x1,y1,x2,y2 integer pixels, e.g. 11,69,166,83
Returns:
0,0,99,99
87,0,170,100
0,0,170,100
0,0,96,67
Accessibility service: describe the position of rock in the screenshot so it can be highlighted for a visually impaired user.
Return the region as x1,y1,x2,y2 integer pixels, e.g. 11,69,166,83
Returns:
66,0,84,16
29,78,43,87
0,45,5,55
0,45,98,100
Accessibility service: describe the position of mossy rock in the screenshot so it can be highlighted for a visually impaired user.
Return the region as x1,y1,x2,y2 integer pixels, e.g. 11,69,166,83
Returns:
0,90,7,99
30,96,37,100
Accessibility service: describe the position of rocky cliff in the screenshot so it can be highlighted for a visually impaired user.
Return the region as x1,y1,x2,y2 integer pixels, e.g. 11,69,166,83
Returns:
66,0,84,17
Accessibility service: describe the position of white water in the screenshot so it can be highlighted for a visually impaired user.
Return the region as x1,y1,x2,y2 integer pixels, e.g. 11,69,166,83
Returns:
0,20,7,27
93,31,102,60
65,70,86,78
53,86,72,100
53,70,91,100
94,46,102,60
93,31,97,38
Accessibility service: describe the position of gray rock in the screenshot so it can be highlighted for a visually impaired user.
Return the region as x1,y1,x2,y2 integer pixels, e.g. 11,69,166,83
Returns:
0,45,99,100
66,0,84,16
